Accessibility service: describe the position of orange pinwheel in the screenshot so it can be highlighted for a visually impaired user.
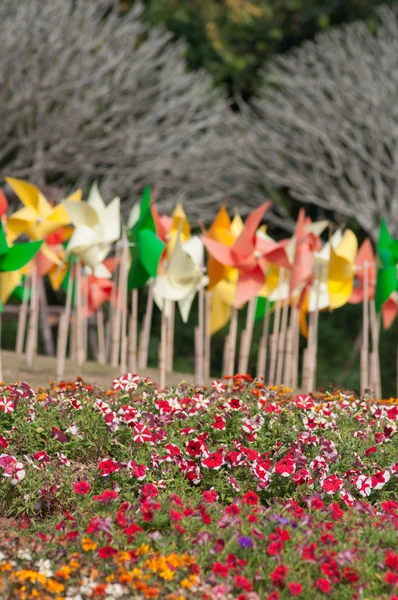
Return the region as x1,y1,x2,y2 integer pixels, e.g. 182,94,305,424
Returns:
202,203,290,307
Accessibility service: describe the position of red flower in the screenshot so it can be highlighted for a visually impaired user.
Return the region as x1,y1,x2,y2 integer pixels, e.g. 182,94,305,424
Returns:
234,575,252,591
274,456,296,477
365,446,377,456
313,578,331,593
124,523,143,537
202,452,224,470
267,541,283,556
386,550,398,571
243,491,259,506
386,572,398,586
202,489,218,503
98,546,118,559
212,562,229,577
270,565,289,587
288,582,303,596
343,567,359,583
169,510,183,521
93,490,118,504
321,475,343,495
73,481,90,495
141,483,159,498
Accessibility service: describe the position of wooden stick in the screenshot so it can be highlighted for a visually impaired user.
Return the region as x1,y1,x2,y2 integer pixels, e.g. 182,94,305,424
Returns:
269,299,282,385
75,261,85,366
256,301,270,381
56,264,74,381
361,261,369,395
138,281,154,370
283,325,293,388
291,304,300,392
120,240,129,375
15,274,30,356
26,262,39,367
222,334,230,377
204,291,211,380
370,300,382,400
226,306,238,378
166,300,175,373
195,288,205,385
307,263,321,392
97,308,106,365
276,299,289,385
82,273,89,363
111,241,124,367
159,302,168,389
238,297,257,375
128,289,138,373
106,259,119,361
38,279,54,356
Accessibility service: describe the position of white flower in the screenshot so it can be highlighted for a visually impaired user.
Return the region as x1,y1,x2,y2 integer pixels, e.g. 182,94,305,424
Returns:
36,558,53,577
17,549,32,560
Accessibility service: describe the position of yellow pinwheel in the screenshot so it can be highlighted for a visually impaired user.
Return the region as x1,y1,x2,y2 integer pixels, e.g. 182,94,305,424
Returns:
166,203,190,260
328,230,358,309
5,177,81,243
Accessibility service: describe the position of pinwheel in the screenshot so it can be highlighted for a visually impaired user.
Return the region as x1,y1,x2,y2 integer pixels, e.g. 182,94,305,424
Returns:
202,203,290,308
127,186,165,291
328,230,358,309
5,177,80,243
349,239,376,304
375,219,398,312
0,189,8,223
166,203,191,260
63,182,120,277
81,258,118,318
154,234,208,323
206,205,236,290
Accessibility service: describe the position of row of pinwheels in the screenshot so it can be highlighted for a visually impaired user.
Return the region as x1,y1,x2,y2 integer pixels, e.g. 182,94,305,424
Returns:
0,176,396,392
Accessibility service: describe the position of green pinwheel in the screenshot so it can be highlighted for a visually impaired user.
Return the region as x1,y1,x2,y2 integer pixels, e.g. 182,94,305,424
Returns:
127,186,165,290
0,222,42,312
375,219,398,312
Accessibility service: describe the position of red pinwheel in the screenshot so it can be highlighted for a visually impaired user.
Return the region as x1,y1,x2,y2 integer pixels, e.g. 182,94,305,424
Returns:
81,257,119,318
201,203,290,307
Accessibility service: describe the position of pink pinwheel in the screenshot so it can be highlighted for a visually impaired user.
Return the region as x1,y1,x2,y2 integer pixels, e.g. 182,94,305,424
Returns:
349,239,376,304
382,292,397,329
202,203,290,307
289,209,325,295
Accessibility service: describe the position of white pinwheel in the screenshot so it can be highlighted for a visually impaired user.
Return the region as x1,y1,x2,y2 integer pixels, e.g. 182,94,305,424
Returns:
63,183,120,277
154,234,208,323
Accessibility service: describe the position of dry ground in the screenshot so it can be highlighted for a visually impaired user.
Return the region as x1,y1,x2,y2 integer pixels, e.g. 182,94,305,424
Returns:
0,349,209,390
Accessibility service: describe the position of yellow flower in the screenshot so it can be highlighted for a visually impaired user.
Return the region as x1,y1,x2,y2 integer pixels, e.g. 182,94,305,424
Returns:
117,551,131,564
13,570,46,585
45,579,65,594
69,559,80,570
129,568,143,579
55,566,71,580
81,538,98,552
159,568,174,581
180,578,192,589
136,544,150,556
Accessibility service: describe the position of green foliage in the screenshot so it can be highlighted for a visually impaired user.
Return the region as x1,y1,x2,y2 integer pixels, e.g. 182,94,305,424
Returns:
122,0,392,98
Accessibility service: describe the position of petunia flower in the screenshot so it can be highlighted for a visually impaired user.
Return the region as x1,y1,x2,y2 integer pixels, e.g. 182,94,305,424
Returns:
73,481,91,495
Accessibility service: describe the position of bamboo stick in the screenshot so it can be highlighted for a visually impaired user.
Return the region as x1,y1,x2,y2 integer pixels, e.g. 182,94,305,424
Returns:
120,240,129,375
26,262,39,367
76,261,85,367
269,299,282,385
195,288,205,385
238,297,257,375
226,306,238,379
138,281,154,370
204,291,211,380
128,289,138,373
256,301,270,381
370,300,382,400
361,261,369,395
56,264,74,381
276,299,289,385
97,308,106,365
159,302,168,389
111,241,124,367
291,304,300,392
106,257,119,361
166,300,175,373
15,274,30,357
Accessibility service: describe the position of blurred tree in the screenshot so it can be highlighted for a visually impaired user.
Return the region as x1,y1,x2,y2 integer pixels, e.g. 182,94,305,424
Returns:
0,0,253,222
245,7,398,240
120,0,392,99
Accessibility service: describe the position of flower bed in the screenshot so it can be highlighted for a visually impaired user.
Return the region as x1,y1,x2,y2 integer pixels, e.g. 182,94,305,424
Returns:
0,376,397,599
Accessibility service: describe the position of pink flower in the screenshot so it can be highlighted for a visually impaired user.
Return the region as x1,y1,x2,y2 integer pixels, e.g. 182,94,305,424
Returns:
73,481,91,495
212,380,225,394
202,452,224,470
133,422,153,443
371,470,390,490
128,461,146,481
295,395,313,409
